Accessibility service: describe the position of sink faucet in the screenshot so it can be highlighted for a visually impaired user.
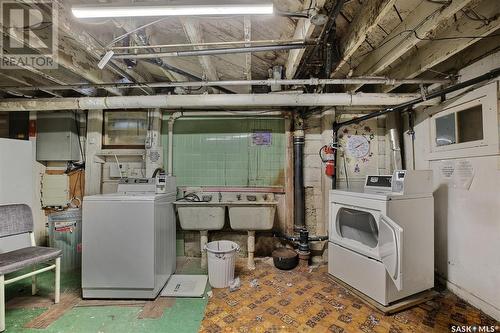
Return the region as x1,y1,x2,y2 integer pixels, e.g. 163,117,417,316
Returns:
218,192,222,202
236,194,241,201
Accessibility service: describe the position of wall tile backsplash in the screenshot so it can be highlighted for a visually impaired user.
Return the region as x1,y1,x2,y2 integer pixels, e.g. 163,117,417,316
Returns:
162,117,285,187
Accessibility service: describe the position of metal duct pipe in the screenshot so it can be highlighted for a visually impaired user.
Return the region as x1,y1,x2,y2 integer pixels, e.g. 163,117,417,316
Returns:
0,78,450,92
293,128,305,231
113,43,311,59
109,38,311,50
0,93,435,112
389,128,403,170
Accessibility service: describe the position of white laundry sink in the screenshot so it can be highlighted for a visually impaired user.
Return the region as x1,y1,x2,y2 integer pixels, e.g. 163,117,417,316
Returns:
174,202,225,231
228,202,277,231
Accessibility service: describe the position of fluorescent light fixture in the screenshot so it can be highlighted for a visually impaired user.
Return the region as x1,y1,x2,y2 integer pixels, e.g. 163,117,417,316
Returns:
72,3,274,19
98,50,114,69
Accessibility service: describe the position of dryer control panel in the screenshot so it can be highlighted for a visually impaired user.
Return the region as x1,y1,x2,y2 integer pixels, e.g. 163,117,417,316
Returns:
364,170,433,195
391,170,433,195
364,175,393,193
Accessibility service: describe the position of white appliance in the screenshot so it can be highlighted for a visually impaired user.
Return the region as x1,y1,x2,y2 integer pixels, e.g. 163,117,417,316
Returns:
328,170,434,306
0,138,33,207
82,177,177,299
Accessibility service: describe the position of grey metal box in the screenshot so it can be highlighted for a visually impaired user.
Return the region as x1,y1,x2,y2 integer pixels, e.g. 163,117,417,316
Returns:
36,111,81,161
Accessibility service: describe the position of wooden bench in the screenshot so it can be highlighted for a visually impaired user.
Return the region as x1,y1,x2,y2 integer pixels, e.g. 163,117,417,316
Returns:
0,204,61,332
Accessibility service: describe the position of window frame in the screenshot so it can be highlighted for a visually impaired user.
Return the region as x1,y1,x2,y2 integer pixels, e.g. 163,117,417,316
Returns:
102,110,148,149
428,82,498,160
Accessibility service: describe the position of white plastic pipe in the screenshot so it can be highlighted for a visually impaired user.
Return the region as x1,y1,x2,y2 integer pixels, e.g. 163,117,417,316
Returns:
200,230,208,269
248,230,256,270
167,112,182,175
0,92,436,111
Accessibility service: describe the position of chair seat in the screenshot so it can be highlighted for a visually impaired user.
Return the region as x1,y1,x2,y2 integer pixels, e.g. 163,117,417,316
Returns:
0,246,62,275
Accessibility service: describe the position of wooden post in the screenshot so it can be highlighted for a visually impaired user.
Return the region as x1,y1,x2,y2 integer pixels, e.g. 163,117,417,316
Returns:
85,110,103,195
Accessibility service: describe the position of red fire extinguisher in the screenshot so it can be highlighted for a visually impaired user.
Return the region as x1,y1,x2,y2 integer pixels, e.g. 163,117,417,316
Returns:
319,145,336,177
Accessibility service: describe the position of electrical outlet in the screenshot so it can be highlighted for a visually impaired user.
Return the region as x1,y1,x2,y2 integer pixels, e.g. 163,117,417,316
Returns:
110,162,129,178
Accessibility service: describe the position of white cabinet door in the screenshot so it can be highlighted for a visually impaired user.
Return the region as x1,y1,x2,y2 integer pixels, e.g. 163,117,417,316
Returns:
378,214,403,291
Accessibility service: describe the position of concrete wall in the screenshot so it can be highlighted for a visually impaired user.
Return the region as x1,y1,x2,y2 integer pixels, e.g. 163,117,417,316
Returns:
406,52,500,320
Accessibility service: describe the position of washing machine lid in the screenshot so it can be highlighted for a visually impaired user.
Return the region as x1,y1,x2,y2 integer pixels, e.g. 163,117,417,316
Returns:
83,192,175,202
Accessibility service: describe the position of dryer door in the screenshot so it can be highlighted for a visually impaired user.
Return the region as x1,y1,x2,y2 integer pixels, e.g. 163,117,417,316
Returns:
378,214,403,291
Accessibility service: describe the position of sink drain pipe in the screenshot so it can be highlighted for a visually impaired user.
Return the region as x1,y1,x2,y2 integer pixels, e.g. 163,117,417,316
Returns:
274,115,328,265
293,120,305,231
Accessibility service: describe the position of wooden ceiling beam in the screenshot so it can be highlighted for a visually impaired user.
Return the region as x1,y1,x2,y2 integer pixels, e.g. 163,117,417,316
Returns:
377,0,500,93
181,18,219,82
345,0,475,92
244,15,252,93
285,0,326,79
331,0,397,77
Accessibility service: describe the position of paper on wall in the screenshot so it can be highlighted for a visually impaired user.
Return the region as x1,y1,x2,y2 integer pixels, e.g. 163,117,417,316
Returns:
453,159,474,190
439,160,455,180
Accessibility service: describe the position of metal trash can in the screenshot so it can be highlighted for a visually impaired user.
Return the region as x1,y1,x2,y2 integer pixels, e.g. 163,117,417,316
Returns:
205,241,239,288
48,208,82,272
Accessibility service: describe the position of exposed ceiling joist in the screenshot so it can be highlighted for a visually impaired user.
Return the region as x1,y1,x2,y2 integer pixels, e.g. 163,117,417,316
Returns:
346,0,475,91
181,18,219,82
0,72,63,98
244,15,252,93
57,3,154,94
285,0,326,79
331,0,397,77
377,0,500,93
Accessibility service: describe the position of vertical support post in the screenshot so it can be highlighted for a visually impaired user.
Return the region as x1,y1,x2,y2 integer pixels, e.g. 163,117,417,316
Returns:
200,230,208,269
85,110,103,196
0,275,5,332
247,230,256,270
54,258,60,304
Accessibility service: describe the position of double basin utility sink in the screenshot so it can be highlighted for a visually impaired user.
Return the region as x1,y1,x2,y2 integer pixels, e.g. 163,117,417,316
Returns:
174,193,277,231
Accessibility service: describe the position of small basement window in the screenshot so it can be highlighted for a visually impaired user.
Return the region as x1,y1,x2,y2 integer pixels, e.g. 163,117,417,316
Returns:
103,111,147,149
435,105,483,147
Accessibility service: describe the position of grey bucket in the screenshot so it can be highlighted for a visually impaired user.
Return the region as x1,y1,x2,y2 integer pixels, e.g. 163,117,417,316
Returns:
204,240,240,288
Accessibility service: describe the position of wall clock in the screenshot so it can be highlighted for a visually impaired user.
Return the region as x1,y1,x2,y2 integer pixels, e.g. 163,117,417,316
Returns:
346,135,370,159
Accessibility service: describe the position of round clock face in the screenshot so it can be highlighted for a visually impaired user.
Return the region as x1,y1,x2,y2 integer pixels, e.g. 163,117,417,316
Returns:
347,135,370,159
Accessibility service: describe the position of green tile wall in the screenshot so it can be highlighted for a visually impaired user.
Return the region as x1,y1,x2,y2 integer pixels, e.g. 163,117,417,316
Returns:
162,117,285,187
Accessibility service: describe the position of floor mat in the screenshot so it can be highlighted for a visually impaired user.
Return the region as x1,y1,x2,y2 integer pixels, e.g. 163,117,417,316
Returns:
161,275,208,298
200,261,499,332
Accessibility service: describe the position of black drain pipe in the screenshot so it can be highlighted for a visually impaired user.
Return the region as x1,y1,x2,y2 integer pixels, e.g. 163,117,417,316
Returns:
293,118,305,231
331,67,500,189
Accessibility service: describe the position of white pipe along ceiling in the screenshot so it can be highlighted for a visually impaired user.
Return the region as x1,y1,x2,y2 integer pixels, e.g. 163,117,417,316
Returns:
0,92,437,111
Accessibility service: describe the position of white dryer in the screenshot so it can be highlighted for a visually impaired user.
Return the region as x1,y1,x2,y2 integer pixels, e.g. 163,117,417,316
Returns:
82,177,177,299
328,170,434,305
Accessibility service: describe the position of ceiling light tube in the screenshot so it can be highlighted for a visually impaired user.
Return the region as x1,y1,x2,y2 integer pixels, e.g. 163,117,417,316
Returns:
72,3,274,19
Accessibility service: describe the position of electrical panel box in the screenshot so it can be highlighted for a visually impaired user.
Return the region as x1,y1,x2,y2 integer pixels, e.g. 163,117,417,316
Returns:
41,174,69,208
36,112,81,161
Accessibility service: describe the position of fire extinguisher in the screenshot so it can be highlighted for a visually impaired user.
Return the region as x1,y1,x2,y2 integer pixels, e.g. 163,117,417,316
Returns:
319,145,336,177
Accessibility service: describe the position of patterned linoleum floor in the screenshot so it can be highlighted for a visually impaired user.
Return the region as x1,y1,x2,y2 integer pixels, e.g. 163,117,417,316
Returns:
200,260,499,333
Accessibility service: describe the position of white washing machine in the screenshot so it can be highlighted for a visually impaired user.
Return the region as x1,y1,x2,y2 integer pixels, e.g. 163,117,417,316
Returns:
82,177,177,299
328,170,434,305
